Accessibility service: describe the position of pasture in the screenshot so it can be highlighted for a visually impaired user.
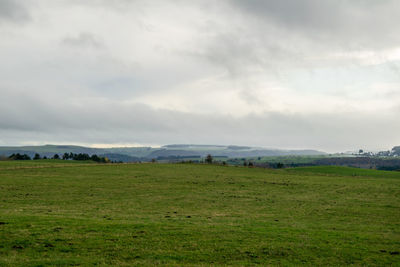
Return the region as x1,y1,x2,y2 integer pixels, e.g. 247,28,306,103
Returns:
0,161,399,266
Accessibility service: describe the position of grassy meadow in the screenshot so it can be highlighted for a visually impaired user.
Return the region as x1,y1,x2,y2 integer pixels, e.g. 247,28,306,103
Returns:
0,161,399,266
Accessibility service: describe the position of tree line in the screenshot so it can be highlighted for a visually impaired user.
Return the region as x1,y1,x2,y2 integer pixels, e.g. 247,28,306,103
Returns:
7,153,110,163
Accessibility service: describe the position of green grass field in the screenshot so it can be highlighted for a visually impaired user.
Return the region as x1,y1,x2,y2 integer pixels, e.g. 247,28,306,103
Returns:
0,162,399,266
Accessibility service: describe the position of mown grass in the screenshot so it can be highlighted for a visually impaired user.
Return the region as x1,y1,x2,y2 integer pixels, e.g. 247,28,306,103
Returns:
0,162,399,266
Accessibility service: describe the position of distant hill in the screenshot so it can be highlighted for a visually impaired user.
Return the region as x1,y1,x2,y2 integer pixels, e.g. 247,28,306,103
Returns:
0,144,326,162
148,149,202,158
99,153,141,163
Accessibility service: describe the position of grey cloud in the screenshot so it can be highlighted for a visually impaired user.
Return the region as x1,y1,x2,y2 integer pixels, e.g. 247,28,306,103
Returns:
230,0,400,50
196,31,305,77
0,0,30,24
0,0,399,151
0,89,399,151
62,33,104,49
188,0,400,76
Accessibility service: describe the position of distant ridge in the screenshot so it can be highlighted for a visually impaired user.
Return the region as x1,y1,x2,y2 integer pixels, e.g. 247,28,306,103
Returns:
0,144,326,162
162,144,226,148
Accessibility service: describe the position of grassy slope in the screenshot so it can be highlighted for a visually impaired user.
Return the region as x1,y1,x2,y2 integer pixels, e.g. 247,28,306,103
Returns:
0,163,399,266
0,159,96,169
285,165,400,179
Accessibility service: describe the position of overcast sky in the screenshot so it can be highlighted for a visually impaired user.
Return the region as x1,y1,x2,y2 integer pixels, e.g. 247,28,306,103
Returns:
1,0,399,152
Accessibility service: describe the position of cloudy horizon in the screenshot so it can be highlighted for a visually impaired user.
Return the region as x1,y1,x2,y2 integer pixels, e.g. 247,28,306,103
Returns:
1,0,399,153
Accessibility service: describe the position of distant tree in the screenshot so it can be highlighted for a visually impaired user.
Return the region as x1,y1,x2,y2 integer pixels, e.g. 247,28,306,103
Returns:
62,153,69,160
243,161,247,167
43,156,47,159
222,161,226,166
276,162,284,169
9,153,31,160
90,154,100,162
73,153,90,161
392,146,400,156
33,153,41,160
248,162,254,167
53,154,60,159
359,149,364,154
205,154,213,164
151,158,156,163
